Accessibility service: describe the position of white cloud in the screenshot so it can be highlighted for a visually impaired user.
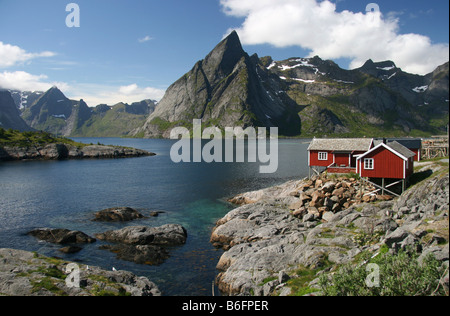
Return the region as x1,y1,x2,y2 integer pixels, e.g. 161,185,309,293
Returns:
66,83,166,106
220,0,449,75
0,71,165,106
0,42,56,68
119,83,139,95
138,35,153,43
0,70,69,92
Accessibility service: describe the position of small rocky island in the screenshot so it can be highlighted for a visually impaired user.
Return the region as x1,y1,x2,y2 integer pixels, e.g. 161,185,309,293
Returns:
0,129,155,161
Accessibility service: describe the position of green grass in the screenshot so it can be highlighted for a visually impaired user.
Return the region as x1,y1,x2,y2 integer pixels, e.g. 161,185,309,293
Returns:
0,128,87,148
284,266,322,296
319,248,447,296
71,110,148,137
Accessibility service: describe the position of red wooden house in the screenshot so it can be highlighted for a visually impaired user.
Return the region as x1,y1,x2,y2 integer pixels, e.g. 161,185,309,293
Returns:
308,138,374,175
308,138,416,195
356,141,415,180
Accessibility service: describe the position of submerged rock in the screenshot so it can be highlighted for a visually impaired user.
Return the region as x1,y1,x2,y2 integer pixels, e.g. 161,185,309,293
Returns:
95,224,187,266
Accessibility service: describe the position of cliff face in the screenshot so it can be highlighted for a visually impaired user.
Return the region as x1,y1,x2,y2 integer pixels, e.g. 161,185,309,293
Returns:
135,31,302,138
0,90,33,132
134,32,449,138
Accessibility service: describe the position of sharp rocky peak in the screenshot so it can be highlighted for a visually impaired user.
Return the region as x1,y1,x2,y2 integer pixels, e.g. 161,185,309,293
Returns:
202,30,247,80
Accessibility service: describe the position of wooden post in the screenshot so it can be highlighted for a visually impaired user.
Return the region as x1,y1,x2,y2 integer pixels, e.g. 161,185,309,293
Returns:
381,178,385,195
402,179,405,194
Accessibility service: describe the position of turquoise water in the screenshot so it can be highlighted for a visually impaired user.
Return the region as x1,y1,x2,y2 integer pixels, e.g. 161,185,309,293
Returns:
0,138,310,295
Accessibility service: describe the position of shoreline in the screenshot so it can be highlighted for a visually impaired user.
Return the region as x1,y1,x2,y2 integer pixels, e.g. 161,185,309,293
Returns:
0,143,155,162
210,159,449,296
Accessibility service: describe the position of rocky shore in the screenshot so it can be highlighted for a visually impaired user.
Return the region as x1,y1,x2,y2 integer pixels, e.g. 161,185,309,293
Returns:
0,248,161,296
0,207,187,296
211,160,449,296
0,143,154,161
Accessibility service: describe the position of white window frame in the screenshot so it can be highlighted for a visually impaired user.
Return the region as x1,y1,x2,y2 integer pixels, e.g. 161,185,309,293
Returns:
364,158,374,170
318,152,328,161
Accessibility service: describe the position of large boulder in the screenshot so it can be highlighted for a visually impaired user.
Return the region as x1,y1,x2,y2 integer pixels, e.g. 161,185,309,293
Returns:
95,224,187,246
28,228,96,244
93,207,144,222
95,224,187,266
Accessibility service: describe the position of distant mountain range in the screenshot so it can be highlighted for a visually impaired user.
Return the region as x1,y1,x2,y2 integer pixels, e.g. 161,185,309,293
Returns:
134,31,449,138
0,86,157,137
1,31,448,138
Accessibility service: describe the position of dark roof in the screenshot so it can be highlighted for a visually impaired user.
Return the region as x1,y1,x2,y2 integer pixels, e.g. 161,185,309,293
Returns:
374,138,422,149
358,141,416,160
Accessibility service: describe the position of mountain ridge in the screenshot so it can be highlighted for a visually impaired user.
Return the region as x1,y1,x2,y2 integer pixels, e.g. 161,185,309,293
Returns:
1,32,448,138
134,31,449,138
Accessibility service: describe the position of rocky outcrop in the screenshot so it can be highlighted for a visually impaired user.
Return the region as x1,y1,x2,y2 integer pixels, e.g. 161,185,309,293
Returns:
212,162,449,296
0,248,161,296
95,225,188,266
96,224,187,246
28,228,96,244
0,143,154,161
227,175,390,223
93,207,145,222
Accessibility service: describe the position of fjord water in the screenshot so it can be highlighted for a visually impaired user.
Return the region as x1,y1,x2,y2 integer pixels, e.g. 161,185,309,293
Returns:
0,138,310,296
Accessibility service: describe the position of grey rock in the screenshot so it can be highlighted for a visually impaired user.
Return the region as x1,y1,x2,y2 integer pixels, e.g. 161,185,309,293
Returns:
95,224,187,246
384,228,409,248
96,224,187,266
212,172,449,296
93,207,144,222
0,248,161,296
28,228,96,244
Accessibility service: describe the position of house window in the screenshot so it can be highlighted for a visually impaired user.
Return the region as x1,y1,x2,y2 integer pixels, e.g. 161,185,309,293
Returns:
364,158,374,170
318,152,328,161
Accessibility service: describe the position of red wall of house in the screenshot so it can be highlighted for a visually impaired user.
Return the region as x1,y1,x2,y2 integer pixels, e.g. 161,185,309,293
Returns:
309,150,333,167
411,149,420,161
359,147,413,179
334,153,350,166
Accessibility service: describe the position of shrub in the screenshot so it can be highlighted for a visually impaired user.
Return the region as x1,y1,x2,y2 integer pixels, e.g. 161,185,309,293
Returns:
319,248,447,296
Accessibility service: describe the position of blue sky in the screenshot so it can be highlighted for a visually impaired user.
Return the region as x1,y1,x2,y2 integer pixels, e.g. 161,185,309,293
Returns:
0,0,448,106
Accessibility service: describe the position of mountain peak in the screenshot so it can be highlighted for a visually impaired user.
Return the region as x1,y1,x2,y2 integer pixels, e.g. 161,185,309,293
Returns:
360,59,397,71
203,30,247,80
43,86,66,99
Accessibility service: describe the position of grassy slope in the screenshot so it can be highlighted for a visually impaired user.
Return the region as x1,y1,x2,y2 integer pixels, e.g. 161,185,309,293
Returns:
0,128,87,148
71,106,148,137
